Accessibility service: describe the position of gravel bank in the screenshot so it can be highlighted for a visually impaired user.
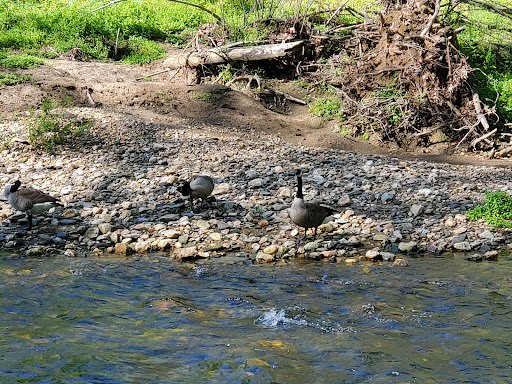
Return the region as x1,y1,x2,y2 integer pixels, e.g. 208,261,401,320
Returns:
1,108,511,264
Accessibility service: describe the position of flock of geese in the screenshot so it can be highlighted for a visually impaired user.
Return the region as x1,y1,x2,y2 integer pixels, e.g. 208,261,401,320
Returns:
4,170,337,239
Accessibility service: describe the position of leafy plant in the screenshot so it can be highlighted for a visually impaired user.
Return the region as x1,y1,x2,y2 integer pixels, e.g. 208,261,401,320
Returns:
217,64,235,83
28,98,93,152
338,126,353,136
466,191,512,227
309,96,340,118
359,130,371,140
0,73,30,86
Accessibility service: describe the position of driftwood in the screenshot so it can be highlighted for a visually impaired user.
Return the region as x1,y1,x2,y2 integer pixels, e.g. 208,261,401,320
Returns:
495,145,512,158
163,40,304,69
470,128,497,148
472,92,490,131
274,90,307,105
226,74,262,90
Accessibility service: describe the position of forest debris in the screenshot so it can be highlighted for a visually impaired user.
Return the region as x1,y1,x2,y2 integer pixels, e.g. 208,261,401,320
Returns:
473,93,490,131
470,128,497,148
226,74,262,91
495,145,512,158
163,40,305,69
274,91,307,105
420,0,441,37
86,88,95,106
136,67,172,81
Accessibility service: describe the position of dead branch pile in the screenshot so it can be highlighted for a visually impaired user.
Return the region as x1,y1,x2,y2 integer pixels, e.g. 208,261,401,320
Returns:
167,0,499,152
322,0,495,151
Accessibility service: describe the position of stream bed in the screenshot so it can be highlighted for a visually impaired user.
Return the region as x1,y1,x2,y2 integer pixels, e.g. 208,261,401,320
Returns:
1,253,511,383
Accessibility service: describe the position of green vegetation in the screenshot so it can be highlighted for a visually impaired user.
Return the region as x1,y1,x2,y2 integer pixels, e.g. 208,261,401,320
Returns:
448,3,512,127
194,87,226,102
0,0,210,64
28,98,93,152
1,0,512,130
0,0,353,65
194,92,214,102
120,36,165,64
309,96,340,118
0,72,30,86
466,191,512,227
0,135,11,150
0,53,44,68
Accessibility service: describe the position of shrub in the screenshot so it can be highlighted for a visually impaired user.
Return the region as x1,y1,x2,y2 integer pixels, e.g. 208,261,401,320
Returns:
309,96,340,118
120,36,165,65
466,191,512,227
28,98,93,152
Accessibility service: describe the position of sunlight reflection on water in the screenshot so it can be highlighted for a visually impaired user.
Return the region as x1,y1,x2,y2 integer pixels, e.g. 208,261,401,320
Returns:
0,254,511,383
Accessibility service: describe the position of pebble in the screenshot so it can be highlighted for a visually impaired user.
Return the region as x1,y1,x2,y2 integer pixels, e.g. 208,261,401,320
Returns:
393,258,409,266
256,251,275,263
398,241,417,252
172,246,199,260
1,110,510,265
114,242,132,255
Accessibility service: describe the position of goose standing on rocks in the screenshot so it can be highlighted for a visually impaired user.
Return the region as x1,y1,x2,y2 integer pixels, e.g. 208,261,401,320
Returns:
289,169,336,239
177,175,214,212
4,180,63,230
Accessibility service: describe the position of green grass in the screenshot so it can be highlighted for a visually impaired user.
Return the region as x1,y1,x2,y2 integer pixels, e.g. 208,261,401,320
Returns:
448,1,512,125
466,191,512,227
0,52,44,68
0,72,30,86
194,92,213,102
0,0,211,63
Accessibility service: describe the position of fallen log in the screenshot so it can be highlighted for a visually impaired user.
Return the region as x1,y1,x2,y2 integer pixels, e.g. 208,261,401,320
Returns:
163,40,305,69
495,144,512,158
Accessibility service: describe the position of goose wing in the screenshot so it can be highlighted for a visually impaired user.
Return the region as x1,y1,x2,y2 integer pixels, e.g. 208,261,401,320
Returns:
18,187,59,204
302,202,336,227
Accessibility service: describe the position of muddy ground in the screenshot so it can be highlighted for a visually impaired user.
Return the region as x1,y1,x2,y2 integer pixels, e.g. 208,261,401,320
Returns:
1,54,511,168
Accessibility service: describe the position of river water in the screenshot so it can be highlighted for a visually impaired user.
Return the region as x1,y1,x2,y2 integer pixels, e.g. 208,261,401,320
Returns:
0,252,511,383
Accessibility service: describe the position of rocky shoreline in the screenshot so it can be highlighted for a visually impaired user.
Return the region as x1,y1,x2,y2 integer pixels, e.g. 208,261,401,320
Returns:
1,108,512,264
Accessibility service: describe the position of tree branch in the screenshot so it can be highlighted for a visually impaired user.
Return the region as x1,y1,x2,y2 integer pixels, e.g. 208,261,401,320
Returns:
420,0,441,37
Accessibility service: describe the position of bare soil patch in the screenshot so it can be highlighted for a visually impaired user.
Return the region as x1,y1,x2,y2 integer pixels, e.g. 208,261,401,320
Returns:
0,56,510,167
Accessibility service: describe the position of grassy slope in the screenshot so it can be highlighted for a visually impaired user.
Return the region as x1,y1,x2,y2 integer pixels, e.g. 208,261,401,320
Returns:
0,0,512,124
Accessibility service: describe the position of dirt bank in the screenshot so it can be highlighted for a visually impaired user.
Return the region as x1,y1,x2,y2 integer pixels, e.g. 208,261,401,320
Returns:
1,56,511,168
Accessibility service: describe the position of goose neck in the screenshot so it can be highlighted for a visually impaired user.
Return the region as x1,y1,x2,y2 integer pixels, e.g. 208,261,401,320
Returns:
296,175,304,199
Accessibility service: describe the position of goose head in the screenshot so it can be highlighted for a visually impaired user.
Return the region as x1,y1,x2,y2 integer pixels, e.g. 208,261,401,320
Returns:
177,181,192,196
4,180,21,198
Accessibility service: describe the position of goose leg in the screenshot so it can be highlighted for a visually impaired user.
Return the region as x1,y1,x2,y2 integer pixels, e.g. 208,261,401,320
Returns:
27,213,33,230
189,195,195,212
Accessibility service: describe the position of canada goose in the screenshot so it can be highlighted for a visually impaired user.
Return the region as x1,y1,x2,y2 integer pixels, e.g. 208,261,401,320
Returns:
4,180,63,230
177,175,214,212
289,169,336,239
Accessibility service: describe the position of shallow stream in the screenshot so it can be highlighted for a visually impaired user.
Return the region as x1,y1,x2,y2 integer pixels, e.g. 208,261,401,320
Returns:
1,253,511,383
